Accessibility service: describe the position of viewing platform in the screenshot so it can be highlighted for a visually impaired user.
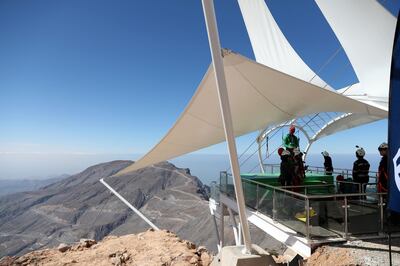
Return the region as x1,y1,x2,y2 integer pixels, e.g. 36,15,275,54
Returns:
209,165,400,258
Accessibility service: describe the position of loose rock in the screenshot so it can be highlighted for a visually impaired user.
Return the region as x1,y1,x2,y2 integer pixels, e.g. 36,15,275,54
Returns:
58,243,71,253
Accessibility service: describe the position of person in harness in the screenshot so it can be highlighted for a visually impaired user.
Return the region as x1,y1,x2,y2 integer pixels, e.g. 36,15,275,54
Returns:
377,142,389,193
283,125,299,153
279,149,294,186
321,151,333,175
293,148,305,188
352,146,370,196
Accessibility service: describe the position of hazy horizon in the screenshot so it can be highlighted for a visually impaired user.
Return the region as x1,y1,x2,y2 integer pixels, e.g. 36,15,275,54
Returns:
0,152,383,186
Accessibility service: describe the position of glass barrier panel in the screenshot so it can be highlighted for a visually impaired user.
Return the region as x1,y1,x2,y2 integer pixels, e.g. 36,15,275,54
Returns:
365,184,379,202
226,175,235,199
305,185,335,196
257,185,274,217
347,199,380,235
242,179,258,210
309,199,345,239
210,181,220,202
219,172,227,194
275,190,306,236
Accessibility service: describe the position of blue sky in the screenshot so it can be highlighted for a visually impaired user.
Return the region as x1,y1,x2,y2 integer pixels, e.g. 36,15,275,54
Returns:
0,1,398,179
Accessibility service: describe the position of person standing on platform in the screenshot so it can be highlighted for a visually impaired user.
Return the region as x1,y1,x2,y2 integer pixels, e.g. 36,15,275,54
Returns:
352,147,370,196
377,142,389,193
321,151,333,175
279,149,294,186
293,148,305,188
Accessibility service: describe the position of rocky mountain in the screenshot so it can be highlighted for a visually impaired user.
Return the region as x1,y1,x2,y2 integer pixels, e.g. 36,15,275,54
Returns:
0,160,215,258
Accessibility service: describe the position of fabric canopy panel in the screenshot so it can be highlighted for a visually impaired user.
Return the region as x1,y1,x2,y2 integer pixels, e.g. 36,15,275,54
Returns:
237,0,333,90
116,52,387,175
316,0,396,108
311,113,383,141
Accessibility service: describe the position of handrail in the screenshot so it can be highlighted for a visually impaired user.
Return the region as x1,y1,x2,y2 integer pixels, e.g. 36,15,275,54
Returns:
228,174,387,200
241,178,310,199
281,184,334,189
219,171,392,241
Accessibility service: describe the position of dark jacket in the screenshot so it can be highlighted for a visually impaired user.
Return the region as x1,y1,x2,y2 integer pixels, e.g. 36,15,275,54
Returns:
352,158,370,183
280,156,294,186
323,156,333,175
378,155,388,192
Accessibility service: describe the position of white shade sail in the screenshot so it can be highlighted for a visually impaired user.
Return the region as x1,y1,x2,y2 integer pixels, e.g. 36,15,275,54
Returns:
237,0,332,90
117,52,387,175
316,0,396,109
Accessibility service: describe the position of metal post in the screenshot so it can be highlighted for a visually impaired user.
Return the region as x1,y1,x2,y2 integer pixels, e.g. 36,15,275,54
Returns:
220,203,225,248
379,194,384,232
228,208,240,246
256,184,259,211
202,0,252,254
257,141,265,173
212,213,221,251
344,196,349,239
272,189,277,221
305,198,310,239
100,178,160,231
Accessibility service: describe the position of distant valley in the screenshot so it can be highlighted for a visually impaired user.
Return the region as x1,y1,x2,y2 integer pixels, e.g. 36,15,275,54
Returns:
0,175,69,196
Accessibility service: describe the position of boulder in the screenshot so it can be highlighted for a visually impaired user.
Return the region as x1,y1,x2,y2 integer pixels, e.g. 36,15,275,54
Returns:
57,243,71,253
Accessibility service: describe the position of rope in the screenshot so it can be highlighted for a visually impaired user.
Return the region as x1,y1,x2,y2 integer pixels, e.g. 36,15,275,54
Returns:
309,46,343,84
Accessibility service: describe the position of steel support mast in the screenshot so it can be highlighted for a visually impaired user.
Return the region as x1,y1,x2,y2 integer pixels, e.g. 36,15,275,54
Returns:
201,0,252,254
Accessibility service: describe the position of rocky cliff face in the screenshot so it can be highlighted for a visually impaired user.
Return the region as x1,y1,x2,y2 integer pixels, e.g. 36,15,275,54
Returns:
0,161,215,258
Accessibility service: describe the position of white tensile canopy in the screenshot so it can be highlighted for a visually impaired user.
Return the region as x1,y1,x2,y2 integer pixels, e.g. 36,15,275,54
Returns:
237,0,395,143
117,51,387,175
117,1,395,175
317,0,396,110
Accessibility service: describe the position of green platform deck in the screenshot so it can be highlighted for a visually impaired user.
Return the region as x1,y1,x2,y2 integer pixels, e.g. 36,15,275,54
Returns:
240,172,334,195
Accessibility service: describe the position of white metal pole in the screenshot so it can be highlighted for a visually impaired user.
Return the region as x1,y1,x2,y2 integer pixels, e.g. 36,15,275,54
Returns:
100,178,160,231
201,0,252,254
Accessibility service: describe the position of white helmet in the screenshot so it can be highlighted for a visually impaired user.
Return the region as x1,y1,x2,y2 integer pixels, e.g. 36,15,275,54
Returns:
293,147,301,156
321,151,329,157
378,142,388,150
356,147,365,157
281,150,291,156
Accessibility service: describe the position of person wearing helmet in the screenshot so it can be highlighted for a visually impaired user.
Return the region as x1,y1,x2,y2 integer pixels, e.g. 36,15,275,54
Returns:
293,148,305,189
283,125,299,152
279,149,294,186
352,147,370,196
377,142,389,193
321,151,333,175
277,147,285,157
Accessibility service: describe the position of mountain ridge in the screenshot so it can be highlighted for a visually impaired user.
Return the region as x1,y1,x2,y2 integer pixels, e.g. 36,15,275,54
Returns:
0,160,214,258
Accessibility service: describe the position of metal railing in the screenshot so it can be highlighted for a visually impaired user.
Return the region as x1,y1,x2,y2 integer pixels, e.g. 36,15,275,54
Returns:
262,163,378,183
219,171,395,241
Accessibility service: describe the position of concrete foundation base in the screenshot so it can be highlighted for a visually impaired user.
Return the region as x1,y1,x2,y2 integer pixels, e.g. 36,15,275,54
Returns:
211,245,278,266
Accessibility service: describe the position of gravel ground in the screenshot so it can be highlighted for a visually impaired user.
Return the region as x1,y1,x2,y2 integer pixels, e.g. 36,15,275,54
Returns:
305,237,400,266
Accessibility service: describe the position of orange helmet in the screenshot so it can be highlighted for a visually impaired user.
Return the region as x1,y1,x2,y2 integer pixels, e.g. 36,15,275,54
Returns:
289,125,295,134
